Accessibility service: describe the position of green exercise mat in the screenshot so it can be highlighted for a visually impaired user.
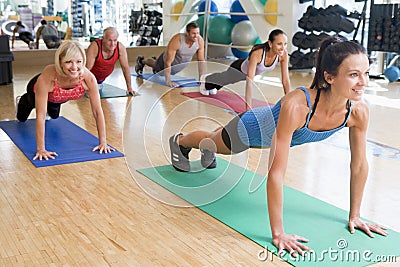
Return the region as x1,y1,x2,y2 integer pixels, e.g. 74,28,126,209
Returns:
137,158,400,266
85,83,130,99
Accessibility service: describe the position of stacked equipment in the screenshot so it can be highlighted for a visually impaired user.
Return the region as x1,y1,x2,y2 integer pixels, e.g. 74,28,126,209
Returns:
291,4,356,69
129,9,163,46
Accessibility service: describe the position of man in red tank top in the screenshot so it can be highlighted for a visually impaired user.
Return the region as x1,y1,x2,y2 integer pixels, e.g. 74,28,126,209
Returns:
86,27,137,95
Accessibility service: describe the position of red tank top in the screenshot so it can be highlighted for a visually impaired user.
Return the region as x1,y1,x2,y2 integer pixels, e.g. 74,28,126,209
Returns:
90,39,119,83
34,73,85,103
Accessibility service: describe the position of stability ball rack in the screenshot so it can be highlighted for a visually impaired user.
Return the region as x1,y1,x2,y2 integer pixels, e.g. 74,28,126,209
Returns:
164,0,283,59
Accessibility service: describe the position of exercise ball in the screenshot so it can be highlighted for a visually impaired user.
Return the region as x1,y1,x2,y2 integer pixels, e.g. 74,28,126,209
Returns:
230,0,249,24
196,16,205,37
384,66,400,82
171,1,185,21
231,20,258,46
208,16,234,44
231,47,250,58
254,37,263,44
264,0,278,26
198,0,218,17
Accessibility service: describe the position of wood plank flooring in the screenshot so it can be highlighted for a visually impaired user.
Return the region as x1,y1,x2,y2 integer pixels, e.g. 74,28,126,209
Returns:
0,59,398,266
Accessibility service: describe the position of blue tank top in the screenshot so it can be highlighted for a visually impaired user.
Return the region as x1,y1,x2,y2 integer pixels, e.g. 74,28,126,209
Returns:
237,86,353,147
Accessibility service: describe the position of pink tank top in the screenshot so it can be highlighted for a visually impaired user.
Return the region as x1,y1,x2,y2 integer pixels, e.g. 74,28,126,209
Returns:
34,73,85,103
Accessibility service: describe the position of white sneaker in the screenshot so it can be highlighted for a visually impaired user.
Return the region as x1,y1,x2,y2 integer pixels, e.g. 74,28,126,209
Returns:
199,73,212,96
199,87,209,96
209,89,218,95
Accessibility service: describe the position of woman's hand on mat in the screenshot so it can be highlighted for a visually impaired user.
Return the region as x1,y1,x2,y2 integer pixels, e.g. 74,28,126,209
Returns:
93,144,115,154
348,218,388,237
273,233,311,257
33,149,58,160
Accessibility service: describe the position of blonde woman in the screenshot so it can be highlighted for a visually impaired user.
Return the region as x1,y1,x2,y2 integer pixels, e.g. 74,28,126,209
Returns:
16,40,114,160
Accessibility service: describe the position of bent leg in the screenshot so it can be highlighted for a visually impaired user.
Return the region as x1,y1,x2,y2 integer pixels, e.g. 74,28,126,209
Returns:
143,57,156,68
177,127,232,155
205,59,246,90
16,74,40,122
47,102,62,119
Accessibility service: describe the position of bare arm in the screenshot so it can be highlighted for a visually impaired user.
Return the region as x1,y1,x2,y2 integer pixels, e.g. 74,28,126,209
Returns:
83,68,114,153
35,26,43,48
196,35,206,80
117,42,136,95
267,92,312,255
11,27,17,49
347,102,387,236
85,41,98,71
164,34,180,87
279,49,291,95
33,66,58,160
245,49,262,110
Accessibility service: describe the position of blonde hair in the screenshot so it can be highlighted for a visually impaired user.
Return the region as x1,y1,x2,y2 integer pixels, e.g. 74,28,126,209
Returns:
54,40,86,76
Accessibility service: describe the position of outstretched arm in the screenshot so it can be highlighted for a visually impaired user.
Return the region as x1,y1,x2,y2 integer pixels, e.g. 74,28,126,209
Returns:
280,50,291,95
245,49,262,110
196,35,206,80
11,27,17,49
33,66,58,160
348,102,387,237
35,26,43,48
85,41,98,71
164,34,180,87
83,69,115,154
267,93,313,256
118,43,137,95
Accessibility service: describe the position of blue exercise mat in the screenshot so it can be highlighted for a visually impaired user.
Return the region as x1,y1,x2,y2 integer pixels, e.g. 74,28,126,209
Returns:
0,117,124,168
132,73,200,87
138,158,400,266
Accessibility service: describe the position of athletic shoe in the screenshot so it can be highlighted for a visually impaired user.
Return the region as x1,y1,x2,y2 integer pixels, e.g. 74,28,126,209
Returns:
199,73,216,96
209,89,218,95
200,149,217,169
169,133,192,172
135,56,145,75
29,42,36,49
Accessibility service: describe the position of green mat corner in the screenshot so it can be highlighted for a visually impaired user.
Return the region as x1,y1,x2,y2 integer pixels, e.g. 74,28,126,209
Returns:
137,158,400,267
84,83,130,99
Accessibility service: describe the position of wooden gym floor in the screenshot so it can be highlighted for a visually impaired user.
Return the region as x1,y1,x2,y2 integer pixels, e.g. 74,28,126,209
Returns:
0,55,399,266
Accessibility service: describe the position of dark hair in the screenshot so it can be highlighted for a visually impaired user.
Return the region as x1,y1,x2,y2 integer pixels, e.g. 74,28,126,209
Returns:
310,36,367,91
40,19,47,25
248,29,286,58
186,22,199,32
16,21,24,27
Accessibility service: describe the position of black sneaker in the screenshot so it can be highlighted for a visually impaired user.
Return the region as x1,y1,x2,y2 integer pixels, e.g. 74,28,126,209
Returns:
135,56,145,75
169,133,192,172
201,149,217,169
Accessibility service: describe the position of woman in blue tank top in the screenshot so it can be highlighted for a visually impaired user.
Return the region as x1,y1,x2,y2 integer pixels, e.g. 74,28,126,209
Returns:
200,29,291,109
170,36,388,255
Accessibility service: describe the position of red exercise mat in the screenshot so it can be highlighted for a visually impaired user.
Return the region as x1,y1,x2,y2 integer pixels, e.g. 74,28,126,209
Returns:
181,90,272,113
